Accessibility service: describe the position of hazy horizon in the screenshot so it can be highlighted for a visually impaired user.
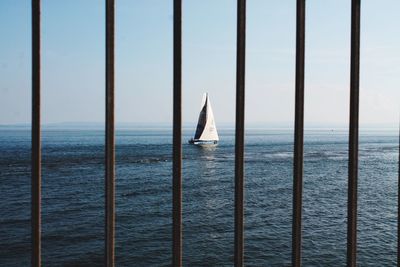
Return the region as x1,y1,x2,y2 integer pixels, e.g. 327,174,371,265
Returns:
0,120,397,131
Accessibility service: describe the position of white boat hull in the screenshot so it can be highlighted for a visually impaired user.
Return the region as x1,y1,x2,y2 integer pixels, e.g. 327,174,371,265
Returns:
188,139,218,146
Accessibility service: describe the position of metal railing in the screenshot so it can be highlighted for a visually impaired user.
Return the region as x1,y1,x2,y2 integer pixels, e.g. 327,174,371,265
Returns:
234,0,246,266
347,1,361,266
172,0,182,266
29,0,399,266
105,0,116,265
292,1,306,266
31,1,41,266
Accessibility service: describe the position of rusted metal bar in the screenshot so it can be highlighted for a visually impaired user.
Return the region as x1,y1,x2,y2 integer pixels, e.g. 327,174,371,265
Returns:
172,0,182,266
292,0,306,266
347,0,361,266
31,0,41,266
234,0,246,266
105,0,115,266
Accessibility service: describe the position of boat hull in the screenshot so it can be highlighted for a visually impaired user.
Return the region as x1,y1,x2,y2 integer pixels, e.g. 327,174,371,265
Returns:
188,139,218,146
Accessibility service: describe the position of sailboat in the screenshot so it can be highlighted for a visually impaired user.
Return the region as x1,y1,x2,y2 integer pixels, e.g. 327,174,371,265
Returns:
189,93,219,146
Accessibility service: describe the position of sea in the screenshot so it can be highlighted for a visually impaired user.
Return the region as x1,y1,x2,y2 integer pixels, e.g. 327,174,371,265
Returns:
0,127,398,266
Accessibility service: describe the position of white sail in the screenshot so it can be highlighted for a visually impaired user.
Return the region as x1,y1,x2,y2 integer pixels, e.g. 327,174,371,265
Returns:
194,93,219,141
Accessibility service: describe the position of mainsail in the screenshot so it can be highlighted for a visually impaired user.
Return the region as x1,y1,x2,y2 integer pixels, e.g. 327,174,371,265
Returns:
193,93,219,141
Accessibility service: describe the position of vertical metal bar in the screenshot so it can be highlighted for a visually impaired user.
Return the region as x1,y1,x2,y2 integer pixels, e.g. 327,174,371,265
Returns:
347,0,361,266
398,123,400,267
172,0,182,266
105,0,115,266
31,1,41,266
234,0,246,266
292,0,306,266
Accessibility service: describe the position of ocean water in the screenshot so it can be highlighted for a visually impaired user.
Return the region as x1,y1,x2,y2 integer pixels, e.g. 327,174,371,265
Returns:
0,128,398,266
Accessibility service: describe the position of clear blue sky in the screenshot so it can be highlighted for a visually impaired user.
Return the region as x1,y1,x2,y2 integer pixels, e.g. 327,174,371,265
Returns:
0,0,398,127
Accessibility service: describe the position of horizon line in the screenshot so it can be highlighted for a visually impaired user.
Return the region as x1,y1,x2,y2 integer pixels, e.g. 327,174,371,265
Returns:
0,121,398,130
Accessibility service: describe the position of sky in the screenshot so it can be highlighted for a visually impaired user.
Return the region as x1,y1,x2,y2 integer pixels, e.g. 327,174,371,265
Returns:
0,0,398,128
